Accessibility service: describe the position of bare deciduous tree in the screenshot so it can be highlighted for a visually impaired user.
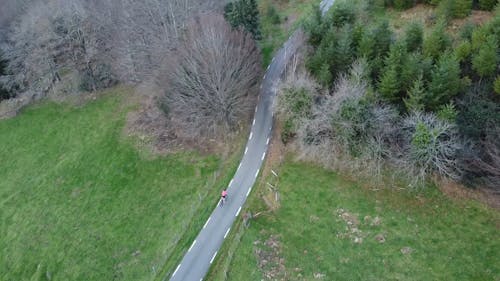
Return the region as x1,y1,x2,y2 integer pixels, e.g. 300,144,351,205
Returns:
162,14,261,138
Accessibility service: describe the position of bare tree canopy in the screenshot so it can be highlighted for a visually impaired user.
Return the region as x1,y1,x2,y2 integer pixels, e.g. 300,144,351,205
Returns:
163,14,261,138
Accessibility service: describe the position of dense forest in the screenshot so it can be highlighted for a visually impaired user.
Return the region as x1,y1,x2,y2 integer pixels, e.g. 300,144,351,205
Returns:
278,0,499,190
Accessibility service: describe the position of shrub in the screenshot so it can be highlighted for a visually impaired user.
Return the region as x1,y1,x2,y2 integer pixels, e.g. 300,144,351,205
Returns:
478,0,497,11
401,111,463,183
437,103,458,122
457,88,500,140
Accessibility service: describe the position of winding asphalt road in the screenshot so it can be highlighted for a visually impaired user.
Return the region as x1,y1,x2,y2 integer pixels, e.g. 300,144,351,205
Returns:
168,1,334,280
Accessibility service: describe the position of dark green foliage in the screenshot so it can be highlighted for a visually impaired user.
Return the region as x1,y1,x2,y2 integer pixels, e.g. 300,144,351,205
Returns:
472,36,498,77
427,52,461,110
478,0,498,11
304,4,324,47
393,0,417,10
0,51,14,101
266,5,281,25
459,21,476,40
79,64,117,92
328,0,356,27
372,20,394,58
224,0,262,39
438,0,472,19
334,98,374,154
307,24,355,84
457,88,500,140
423,20,452,60
280,87,314,143
404,22,424,52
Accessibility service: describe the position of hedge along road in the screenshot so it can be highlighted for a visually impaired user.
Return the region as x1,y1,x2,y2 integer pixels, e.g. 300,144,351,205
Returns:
167,2,334,281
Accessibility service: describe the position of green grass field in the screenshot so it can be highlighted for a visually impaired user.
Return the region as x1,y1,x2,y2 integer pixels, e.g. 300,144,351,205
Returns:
214,161,499,281
0,88,237,280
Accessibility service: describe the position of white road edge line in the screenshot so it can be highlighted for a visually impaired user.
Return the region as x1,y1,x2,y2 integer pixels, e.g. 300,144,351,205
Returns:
230,179,234,186
263,74,266,80
173,264,181,276
272,57,275,62
255,105,258,113
266,137,270,145
260,84,262,89
244,147,248,154
246,187,251,197
188,240,197,252
253,119,256,126
267,65,270,70
261,152,266,161
235,206,242,217
224,228,231,239
238,163,242,170
203,217,211,229
255,169,260,178
249,132,253,140
210,251,218,264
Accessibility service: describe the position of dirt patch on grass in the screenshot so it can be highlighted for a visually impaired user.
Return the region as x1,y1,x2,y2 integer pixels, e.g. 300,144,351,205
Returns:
254,234,287,280
437,179,500,210
449,10,494,32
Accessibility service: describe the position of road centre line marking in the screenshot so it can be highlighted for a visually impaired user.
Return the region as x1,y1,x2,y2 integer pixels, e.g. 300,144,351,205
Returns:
235,206,242,217
203,217,211,229
173,264,181,276
245,147,248,154
262,152,266,160
224,228,231,239
188,240,197,252
255,169,260,178
210,251,218,264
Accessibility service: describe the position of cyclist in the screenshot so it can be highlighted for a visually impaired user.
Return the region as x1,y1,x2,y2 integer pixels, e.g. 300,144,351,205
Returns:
220,189,228,207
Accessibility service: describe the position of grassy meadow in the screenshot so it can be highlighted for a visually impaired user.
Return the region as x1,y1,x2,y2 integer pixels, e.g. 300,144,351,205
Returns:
0,88,237,280
211,160,499,281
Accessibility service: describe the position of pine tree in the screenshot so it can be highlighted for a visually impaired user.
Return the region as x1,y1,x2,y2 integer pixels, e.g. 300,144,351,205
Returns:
404,22,424,52
472,36,498,78
428,52,461,110
224,0,261,39
404,75,426,112
423,20,452,60
379,66,401,102
378,41,407,103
